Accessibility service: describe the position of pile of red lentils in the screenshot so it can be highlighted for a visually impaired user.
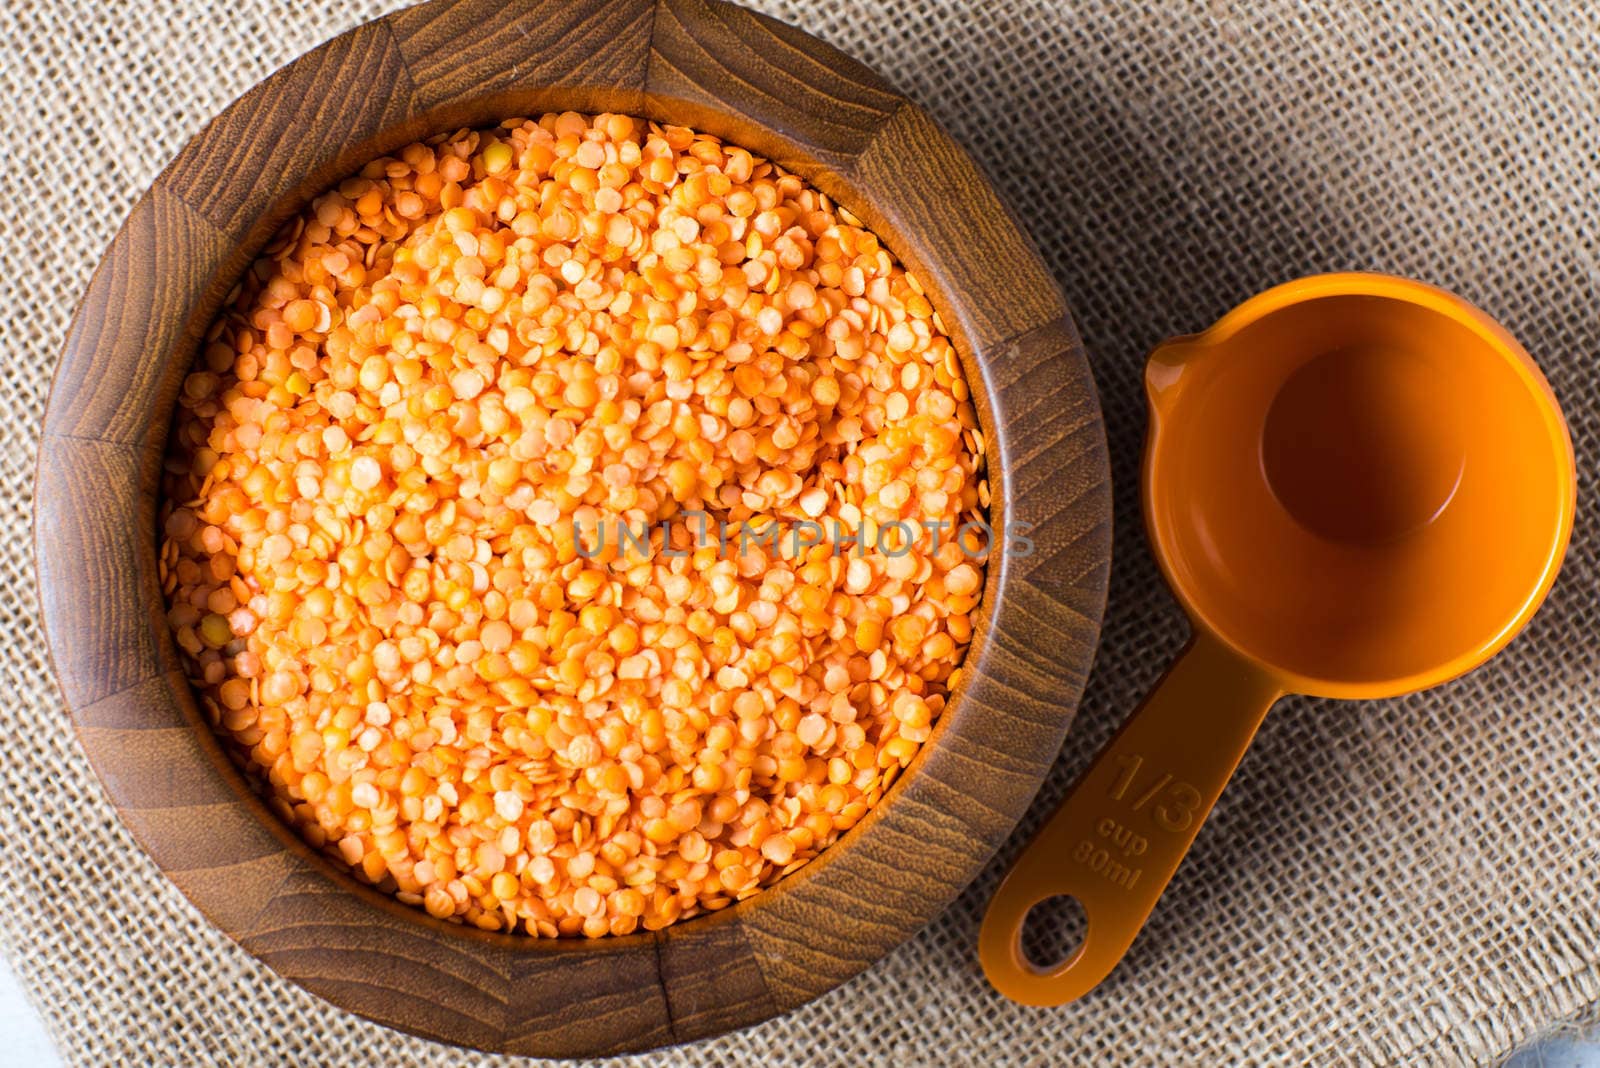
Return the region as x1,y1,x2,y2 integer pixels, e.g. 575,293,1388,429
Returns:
161,113,987,937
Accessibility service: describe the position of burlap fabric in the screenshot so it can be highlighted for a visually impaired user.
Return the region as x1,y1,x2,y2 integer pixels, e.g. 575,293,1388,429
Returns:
3,1,1597,1063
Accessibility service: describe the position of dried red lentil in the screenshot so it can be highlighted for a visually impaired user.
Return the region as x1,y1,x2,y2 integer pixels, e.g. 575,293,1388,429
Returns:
160,113,987,937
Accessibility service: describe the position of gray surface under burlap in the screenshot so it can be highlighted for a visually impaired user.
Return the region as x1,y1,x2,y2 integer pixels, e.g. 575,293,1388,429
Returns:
1,0,1597,1064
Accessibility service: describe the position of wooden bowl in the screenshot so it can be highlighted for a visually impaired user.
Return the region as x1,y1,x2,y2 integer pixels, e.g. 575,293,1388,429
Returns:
33,0,1111,1056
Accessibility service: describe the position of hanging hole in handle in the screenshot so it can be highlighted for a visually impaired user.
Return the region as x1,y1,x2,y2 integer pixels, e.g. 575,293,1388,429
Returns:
1020,894,1088,974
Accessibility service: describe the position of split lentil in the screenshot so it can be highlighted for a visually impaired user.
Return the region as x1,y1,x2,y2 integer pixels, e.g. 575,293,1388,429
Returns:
161,113,988,937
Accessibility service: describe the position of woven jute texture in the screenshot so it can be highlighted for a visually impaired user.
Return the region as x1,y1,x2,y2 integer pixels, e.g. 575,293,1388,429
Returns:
3,1,1598,1064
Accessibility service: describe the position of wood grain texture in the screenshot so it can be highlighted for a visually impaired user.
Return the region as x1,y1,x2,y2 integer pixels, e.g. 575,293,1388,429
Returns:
41,185,232,447
34,436,176,707
164,18,416,239
851,105,1068,352
658,911,777,1037
389,0,654,120
34,0,1112,1056
646,0,902,173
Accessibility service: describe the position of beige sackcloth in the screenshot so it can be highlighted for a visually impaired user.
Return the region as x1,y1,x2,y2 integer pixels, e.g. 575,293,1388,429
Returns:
3,0,1598,1063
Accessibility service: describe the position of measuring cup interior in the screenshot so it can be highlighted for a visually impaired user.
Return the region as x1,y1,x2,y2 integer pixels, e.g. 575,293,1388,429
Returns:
1145,284,1573,696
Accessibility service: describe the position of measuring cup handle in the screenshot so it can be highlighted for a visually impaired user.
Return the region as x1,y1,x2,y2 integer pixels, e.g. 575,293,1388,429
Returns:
979,632,1284,1006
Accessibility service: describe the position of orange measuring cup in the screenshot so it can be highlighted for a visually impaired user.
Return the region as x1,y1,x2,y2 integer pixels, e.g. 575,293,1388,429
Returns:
979,273,1575,1006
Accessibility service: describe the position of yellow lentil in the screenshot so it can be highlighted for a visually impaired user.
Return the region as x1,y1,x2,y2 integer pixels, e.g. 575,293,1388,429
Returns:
161,113,987,937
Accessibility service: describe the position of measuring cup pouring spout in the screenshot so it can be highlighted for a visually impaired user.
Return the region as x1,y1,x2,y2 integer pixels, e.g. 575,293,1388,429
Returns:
1142,340,1200,410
